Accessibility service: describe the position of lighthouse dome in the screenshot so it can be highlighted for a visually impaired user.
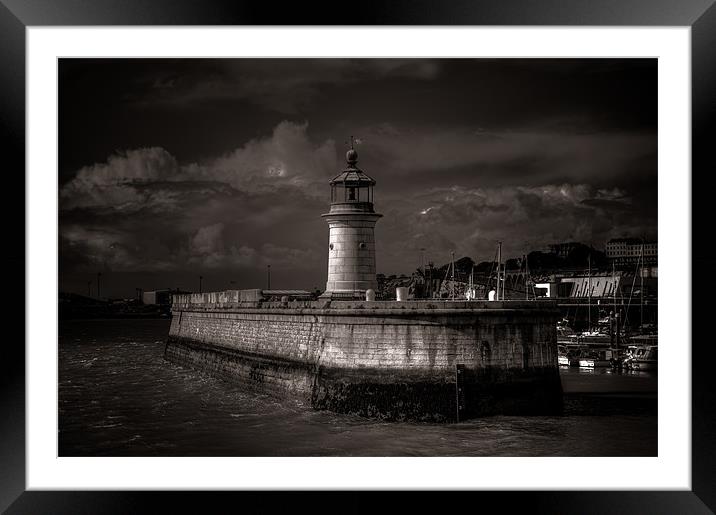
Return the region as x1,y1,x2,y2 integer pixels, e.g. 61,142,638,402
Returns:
346,148,358,164
330,146,376,186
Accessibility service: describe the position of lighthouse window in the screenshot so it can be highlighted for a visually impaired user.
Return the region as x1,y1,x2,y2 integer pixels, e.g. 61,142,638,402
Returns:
329,243,334,250
348,187,356,200
359,242,366,249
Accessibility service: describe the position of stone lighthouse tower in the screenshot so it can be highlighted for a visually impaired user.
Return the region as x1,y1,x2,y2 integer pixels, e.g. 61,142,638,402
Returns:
321,145,382,298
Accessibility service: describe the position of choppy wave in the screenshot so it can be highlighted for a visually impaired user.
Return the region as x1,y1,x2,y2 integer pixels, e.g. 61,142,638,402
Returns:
58,319,657,457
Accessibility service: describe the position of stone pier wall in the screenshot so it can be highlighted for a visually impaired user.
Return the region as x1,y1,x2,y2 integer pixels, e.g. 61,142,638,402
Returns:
166,296,562,421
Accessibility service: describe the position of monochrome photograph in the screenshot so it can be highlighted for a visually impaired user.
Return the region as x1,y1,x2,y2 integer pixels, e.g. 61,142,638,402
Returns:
58,58,657,457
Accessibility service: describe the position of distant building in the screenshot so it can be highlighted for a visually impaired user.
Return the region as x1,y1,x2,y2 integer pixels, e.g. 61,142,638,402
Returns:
142,290,173,306
142,288,191,306
557,272,622,298
605,238,657,268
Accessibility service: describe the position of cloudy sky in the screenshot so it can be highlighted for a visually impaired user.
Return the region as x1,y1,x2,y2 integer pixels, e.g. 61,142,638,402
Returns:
59,58,657,297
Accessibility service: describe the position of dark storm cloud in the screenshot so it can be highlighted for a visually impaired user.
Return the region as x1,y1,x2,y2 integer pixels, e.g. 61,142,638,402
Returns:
59,58,657,297
130,59,441,113
374,182,651,274
59,122,332,283
347,123,656,190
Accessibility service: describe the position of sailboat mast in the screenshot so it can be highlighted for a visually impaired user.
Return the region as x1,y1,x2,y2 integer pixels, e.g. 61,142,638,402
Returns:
451,251,455,300
469,264,474,300
524,254,528,300
587,251,591,331
612,259,617,346
497,241,502,301
612,260,616,315
442,259,451,299
640,242,644,328
624,245,641,331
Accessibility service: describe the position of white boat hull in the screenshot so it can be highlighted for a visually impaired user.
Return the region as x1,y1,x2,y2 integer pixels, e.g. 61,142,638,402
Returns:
578,359,612,368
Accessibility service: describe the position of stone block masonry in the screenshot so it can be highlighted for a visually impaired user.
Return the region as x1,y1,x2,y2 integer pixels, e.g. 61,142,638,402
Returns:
165,295,563,422
324,216,380,293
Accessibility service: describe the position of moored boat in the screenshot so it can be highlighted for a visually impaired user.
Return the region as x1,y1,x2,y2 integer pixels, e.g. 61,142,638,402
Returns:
623,345,658,371
627,333,658,345
557,345,570,366
577,347,619,368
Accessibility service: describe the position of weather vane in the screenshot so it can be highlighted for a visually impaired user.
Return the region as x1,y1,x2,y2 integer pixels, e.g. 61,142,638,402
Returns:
346,135,363,149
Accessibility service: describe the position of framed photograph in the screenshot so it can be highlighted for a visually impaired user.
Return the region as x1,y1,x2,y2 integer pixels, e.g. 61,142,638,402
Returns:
4,0,714,513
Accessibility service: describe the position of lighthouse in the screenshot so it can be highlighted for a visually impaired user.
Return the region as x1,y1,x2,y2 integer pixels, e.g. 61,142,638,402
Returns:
321,145,382,298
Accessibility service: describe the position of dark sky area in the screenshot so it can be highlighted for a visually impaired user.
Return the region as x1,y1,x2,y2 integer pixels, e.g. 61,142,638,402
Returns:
59,58,657,298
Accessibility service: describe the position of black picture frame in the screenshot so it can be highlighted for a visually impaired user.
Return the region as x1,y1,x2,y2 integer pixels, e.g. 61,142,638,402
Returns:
3,1,714,513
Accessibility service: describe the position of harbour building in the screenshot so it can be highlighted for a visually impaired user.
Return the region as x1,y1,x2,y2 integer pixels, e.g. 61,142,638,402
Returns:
605,238,657,268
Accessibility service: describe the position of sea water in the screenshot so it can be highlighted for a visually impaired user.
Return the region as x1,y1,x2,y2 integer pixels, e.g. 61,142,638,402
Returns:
58,319,656,456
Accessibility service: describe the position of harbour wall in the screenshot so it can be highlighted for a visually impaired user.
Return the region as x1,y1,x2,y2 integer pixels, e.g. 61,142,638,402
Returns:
166,293,563,421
